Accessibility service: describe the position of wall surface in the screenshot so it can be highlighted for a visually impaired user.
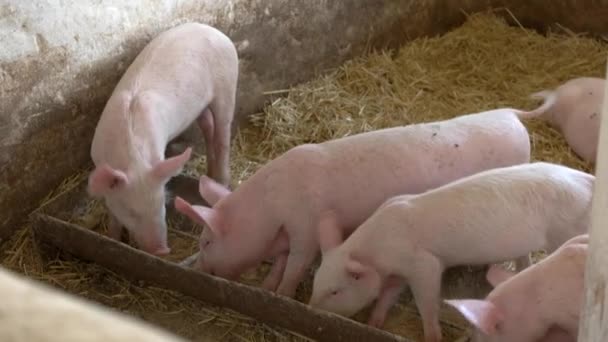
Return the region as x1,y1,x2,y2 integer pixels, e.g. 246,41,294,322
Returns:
507,0,608,36
2,0,608,240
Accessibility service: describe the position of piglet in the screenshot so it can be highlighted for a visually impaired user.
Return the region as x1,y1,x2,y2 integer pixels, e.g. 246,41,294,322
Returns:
528,77,605,163
88,23,239,255
446,234,588,342
175,107,535,297
308,162,593,342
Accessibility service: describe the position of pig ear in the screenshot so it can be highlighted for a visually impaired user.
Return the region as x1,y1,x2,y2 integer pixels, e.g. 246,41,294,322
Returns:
88,164,129,196
199,175,231,206
345,258,370,281
444,299,503,336
318,212,342,254
152,147,192,183
562,234,589,248
174,196,223,236
486,265,516,288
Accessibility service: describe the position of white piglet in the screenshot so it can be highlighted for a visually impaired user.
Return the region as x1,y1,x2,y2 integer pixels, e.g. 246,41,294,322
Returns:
88,23,239,255
528,77,605,163
309,162,593,342
446,234,588,342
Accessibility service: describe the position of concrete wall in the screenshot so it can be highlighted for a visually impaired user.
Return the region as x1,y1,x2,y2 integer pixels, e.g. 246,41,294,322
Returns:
1,0,608,240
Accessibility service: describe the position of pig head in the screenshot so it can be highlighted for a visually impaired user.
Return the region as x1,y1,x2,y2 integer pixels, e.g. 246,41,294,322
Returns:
173,175,266,279
309,216,383,318
88,147,192,255
445,234,587,342
445,269,576,342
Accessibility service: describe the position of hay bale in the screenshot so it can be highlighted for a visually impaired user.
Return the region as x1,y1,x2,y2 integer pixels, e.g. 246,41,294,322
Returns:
1,11,605,342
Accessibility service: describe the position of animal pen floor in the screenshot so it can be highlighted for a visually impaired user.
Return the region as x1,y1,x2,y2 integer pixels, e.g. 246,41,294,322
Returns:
1,11,604,342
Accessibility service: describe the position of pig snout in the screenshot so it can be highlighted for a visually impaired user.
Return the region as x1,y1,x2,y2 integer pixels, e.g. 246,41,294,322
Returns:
200,264,216,276
308,298,330,314
152,246,171,256
308,296,320,308
130,229,170,256
194,254,208,272
196,261,239,280
141,242,171,256
194,254,218,276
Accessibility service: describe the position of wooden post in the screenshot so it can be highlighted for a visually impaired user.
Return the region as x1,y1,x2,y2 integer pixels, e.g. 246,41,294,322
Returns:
578,59,608,342
0,267,184,342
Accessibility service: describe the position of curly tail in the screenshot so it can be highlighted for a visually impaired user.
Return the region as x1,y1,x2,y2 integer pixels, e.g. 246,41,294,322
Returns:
515,90,557,120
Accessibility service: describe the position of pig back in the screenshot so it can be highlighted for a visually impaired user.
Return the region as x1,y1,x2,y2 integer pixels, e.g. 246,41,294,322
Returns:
310,110,530,229
115,23,235,94
104,23,238,140
404,163,590,265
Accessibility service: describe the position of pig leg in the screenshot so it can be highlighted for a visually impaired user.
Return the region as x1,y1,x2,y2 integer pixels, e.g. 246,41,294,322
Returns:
262,252,288,291
561,234,589,247
408,253,444,342
262,230,290,291
209,97,234,186
197,108,216,182
276,245,317,298
368,276,406,328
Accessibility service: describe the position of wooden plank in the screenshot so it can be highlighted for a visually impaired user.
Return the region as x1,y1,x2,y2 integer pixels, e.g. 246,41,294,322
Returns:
31,213,409,342
578,62,608,342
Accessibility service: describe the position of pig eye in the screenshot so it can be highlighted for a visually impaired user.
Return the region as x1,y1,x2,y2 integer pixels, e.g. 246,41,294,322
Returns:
202,240,211,248
331,290,338,296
